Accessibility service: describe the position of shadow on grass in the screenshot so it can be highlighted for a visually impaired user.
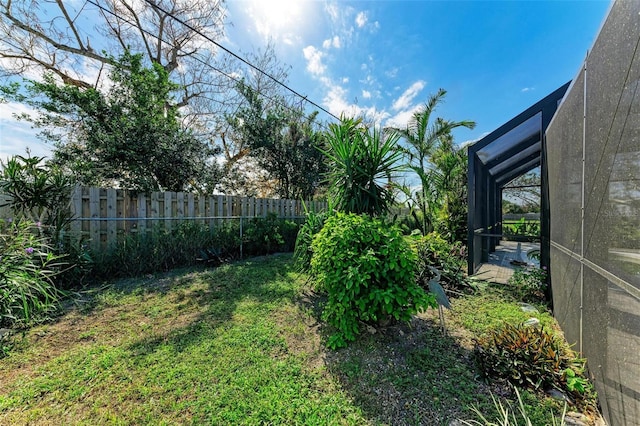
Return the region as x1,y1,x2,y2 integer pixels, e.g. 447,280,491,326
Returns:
117,253,298,356
296,290,497,426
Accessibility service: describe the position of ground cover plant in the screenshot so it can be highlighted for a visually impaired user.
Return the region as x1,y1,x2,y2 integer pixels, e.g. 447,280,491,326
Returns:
0,254,601,425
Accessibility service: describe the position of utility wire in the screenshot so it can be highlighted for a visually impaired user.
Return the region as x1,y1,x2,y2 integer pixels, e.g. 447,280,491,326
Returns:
140,0,340,122
84,0,333,130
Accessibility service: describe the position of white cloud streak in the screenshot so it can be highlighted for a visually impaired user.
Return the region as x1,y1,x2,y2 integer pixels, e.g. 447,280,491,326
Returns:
392,80,426,111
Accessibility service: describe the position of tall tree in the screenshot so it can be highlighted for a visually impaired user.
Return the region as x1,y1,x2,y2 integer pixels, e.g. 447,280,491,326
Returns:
429,131,470,242
3,52,220,192
0,0,227,103
502,171,541,212
226,82,326,199
386,89,475,236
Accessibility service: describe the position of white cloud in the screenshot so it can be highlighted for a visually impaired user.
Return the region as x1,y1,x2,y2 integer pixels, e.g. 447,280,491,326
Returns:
325,2,340,23
392,80,426,111
384,105,422,129
0,102,52,160
362,90,372,99
355,11,367,28
461,132,490,148
521,87,535,92
302,45,326,76
341,77,349,84
322,35,341,49
322,82,389,124
385,68,399,79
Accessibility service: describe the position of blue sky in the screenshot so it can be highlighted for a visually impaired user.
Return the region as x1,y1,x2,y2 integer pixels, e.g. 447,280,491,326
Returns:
227,0,611,142
0,0,612,159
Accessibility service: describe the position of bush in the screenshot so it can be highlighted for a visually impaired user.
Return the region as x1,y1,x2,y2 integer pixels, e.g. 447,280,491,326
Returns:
413,232,469,293
508,266,548,303
90,215,299,279
0,218,64,327
293,207,327,273
474,322,588,396
311,212,436,348
243,212,298,256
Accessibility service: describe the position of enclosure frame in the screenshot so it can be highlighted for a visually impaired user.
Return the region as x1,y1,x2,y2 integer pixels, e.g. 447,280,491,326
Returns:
467,82,570,277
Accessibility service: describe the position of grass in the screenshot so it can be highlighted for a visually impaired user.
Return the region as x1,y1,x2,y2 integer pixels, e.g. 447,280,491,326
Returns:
0,254,581,425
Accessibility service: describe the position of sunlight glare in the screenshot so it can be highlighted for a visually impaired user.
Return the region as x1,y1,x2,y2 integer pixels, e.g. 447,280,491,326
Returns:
249,0,306,38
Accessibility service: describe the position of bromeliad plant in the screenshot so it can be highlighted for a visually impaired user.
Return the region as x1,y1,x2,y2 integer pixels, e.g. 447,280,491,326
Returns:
474,322,595,405
311,212,437,348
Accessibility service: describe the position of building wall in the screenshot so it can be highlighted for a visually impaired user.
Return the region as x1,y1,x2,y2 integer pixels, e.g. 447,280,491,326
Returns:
546,1,640,424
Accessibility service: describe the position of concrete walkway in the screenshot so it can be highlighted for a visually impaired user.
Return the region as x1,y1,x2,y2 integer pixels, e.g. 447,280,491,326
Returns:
471,241,540,284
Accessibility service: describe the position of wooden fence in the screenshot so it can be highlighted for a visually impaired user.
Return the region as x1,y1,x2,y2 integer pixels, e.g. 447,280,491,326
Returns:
1,186,327,252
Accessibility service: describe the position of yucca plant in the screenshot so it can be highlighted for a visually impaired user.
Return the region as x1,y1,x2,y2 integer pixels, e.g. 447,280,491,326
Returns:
322,117,404,216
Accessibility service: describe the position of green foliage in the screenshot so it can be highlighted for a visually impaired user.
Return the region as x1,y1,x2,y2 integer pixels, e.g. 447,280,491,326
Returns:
311,212,436,348
0,219,64,327
243,213,299,256
293,203,328,273
474,323,583,393
503,217,541,239
228,82,328,199
502,172,541,212
322,117,404,216
508,266,548,304
0,154,74,249
386,89,475,240
413,232,469,293
462,387,567,426
91,216,298,279
4,52,220,192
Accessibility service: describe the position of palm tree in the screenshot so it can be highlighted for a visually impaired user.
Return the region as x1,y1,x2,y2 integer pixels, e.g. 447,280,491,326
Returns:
386,89,475,236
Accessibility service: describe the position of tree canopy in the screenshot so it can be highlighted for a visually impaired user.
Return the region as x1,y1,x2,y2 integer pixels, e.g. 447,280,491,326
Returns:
2,52,220,192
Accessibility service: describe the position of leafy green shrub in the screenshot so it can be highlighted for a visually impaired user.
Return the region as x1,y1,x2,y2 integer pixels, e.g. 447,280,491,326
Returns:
293,206,327,272
474,323,585,394
243,212,298,255
311,212,436,348
508,266,547,303
0,218,64,327
91,221,215,278
413,232,469,293
503,218,540,239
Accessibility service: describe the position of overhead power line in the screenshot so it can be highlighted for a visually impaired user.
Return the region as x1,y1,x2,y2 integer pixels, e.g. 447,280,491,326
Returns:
84,0,335,129
141,0,340,122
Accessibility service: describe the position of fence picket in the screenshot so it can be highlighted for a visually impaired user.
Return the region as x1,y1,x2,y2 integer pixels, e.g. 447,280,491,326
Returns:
0,186,327,252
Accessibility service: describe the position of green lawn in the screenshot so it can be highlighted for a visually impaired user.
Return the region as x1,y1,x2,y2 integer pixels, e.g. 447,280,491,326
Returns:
0,254,569,425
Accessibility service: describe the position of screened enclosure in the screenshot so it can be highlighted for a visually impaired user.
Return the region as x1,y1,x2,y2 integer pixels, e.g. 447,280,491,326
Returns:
546,1,640,423
467,83,569,276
